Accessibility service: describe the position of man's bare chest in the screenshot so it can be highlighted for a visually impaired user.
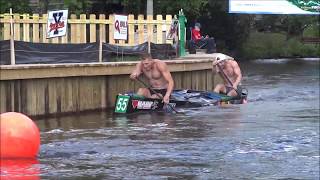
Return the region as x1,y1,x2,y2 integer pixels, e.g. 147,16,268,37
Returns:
143,69,162,79
222,65,234,77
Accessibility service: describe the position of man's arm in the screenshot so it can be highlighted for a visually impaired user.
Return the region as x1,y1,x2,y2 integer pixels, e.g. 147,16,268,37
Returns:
212,60,220,73
232,61,242,88
130,62,142,79
157,61,174,104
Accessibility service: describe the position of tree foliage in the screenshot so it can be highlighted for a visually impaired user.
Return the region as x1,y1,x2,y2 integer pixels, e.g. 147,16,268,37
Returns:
0,0,32,14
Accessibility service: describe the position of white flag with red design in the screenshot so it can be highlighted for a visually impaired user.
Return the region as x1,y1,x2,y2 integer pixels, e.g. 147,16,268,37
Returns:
47,10,68,38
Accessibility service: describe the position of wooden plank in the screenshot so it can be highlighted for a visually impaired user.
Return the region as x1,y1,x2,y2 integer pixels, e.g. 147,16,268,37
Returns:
13,80,21,112
13,14,20,40
165,15,172,44
206,69,213,91
146,15,153,43
61,14,68,43
93,77,103,110
42,14,48,43
172,72,182,89
183,72,192,89
22,14,30,42
64,78,74,112
0,82,7,113
138,15,144,44
36,79,46,115
156,15,163,44
51,36,59,43
70,14,77,43
3,14,10,40
101,76,107,108
99,14,106,43
48,78,58,114
89,14,96,42
108,14,114,44
72,77,80,112
79,14,86,43
128,14,134,45
61,28,68,43
106,76,115,107
75,15,81,43
79,77,96,110
32,14,40,42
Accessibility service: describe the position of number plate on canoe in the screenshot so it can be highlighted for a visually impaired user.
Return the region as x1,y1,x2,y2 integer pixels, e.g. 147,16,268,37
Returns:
115,95,130,113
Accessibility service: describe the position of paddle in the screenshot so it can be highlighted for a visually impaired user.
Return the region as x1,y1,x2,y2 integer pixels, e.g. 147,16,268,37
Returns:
135,77,182,114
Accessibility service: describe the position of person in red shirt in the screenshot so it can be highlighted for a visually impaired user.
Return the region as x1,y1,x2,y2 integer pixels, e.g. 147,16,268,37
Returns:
189,22,216,54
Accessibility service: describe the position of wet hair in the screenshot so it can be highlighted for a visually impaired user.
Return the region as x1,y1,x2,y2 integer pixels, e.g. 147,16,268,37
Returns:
140,53,152,60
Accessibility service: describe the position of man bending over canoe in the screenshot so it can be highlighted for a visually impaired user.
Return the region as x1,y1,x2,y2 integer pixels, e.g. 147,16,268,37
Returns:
130,53,174,104
212,53,242,97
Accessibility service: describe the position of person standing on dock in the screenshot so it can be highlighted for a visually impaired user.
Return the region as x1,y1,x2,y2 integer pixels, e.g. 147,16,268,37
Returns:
130,53,174,104
212,53,243,97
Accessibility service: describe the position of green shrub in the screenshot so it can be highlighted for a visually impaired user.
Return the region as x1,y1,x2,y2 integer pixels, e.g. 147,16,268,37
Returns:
240,32,320,60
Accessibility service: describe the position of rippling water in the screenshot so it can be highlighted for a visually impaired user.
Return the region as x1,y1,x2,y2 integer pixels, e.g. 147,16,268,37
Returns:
2,58,319,179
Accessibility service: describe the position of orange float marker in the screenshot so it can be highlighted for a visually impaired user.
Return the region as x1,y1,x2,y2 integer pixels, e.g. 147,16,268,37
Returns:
0,112,40,158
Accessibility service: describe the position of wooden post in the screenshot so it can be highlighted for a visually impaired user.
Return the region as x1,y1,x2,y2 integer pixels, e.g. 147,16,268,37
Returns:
42,14,48,43
13,13,20,41
128,14,134,45
165,15,172,44
70,14,77,43
108,14,114,44
99,14,106,43
89,14,96,42
137,15,144,44
9,8,15,65
32,14,40,42
4,14,10,40
79,14,86,43
156,15,163,44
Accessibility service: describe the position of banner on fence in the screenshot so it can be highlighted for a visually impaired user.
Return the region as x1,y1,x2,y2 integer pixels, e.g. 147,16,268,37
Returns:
229,0,320,14
114,15,128,40
47,10,69,38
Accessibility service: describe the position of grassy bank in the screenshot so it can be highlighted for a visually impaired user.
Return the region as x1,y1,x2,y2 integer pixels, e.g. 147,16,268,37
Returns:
240,31,320,60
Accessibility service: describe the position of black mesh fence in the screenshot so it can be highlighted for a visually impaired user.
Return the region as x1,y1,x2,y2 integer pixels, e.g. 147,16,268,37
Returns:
0,40,176,65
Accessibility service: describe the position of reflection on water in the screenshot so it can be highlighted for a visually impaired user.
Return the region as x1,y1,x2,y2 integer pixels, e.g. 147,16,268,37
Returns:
4,58,319,179
0,159,40,179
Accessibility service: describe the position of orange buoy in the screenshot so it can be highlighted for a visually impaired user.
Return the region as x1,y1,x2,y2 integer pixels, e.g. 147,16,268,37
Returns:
0,112,40,158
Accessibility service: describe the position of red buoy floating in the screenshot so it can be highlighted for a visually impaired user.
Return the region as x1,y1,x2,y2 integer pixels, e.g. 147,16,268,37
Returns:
0,112,40,158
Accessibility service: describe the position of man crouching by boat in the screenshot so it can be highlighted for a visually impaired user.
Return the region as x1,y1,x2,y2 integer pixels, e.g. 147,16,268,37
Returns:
129,53,174,104
212,53,242,97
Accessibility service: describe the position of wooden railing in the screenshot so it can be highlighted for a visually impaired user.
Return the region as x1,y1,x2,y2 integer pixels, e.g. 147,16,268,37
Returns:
0,13,174,45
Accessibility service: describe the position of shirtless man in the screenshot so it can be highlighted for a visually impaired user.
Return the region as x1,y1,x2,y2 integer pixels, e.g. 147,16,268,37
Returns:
130,53,174,104
212,53,242,97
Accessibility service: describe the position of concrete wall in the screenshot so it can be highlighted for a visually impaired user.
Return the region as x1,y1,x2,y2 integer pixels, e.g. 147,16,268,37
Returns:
0,59,222,116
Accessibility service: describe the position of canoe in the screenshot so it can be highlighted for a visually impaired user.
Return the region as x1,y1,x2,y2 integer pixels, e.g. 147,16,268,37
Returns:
114,89,247,114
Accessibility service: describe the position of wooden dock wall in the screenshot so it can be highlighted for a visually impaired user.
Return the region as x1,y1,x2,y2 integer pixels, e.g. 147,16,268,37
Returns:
0,59,221,116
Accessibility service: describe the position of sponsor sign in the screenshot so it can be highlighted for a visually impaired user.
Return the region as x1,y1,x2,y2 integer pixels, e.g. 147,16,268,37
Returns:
47,10,68,38
114,15,128,40
132,100,160,110
229,0,320,14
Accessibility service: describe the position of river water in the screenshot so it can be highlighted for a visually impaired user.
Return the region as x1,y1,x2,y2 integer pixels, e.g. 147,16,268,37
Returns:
2,58,319,179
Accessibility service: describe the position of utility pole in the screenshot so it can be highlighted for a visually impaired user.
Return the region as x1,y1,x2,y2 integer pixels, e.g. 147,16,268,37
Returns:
147,0,153,15
147,0,153,54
